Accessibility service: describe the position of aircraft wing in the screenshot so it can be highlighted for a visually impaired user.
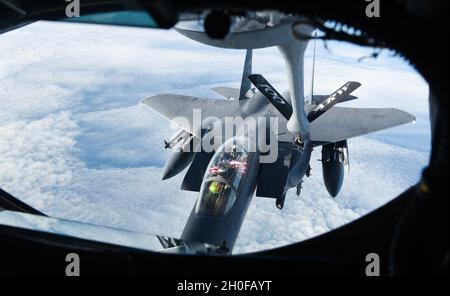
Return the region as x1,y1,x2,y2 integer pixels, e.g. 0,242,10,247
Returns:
211,86,240,99
142,94,237,137
310,107,415,144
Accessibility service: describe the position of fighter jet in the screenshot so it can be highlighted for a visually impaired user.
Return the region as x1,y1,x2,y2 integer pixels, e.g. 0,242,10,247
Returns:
141,48,415,254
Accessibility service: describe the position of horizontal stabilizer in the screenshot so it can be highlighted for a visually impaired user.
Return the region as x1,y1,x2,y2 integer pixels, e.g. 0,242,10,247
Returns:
248,74,293,119
310,107,415,144
211,86,240,99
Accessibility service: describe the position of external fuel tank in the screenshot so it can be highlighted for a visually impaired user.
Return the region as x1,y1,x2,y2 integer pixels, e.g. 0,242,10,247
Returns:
321,140,349,197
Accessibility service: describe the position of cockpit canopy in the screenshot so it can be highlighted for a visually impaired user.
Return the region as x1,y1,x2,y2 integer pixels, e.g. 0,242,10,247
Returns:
195,138,249,217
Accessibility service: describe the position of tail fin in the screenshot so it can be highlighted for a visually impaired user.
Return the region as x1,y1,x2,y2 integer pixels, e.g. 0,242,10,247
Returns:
307,81,361,122
239,49,252,100
248,74,293,119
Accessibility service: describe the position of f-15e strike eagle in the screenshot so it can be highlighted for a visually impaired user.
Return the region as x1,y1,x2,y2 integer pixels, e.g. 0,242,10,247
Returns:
142,13,415,254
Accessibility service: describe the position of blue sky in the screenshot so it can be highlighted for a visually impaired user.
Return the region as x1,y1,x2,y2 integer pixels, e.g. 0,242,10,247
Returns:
0,21,430,253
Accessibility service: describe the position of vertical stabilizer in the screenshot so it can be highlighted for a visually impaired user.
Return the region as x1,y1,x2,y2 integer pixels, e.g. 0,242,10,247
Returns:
239,49,253,100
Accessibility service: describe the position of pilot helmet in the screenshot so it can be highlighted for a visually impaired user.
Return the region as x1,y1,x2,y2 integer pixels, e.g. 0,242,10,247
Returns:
218,166,228,175
209,181,223,194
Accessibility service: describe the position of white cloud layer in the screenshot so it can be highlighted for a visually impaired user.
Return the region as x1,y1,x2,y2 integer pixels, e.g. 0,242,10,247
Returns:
0,21,430,254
